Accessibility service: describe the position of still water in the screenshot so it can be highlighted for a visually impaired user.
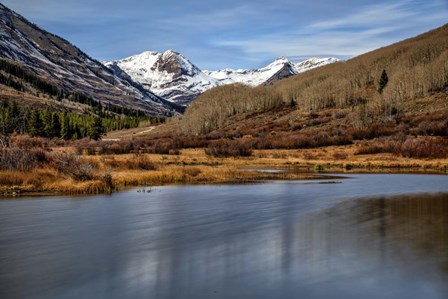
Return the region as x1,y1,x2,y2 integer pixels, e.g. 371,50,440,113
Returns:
0,174,448,299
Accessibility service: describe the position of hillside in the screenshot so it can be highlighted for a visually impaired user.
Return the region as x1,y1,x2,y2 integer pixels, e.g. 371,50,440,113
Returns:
0,3,179,115
179,24,448,133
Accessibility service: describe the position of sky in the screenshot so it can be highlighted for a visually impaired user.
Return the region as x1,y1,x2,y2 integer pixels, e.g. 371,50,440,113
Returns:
1,0,447,70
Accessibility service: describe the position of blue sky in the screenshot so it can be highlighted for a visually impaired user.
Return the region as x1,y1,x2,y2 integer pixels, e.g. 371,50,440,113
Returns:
1,0,447,69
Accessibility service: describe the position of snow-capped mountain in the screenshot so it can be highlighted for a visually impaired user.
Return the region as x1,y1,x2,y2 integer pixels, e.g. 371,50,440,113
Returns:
204,57,340,86
204,57,295,86
0,3,179,115
105,52,338,106
104,50,221,106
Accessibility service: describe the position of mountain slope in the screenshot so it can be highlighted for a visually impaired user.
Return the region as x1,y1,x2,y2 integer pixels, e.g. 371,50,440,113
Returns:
104,50,221,106
294,57,340,73
0,3,178,115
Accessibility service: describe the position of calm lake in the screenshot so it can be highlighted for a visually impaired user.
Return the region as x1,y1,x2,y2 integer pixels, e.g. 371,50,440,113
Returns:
1,174,448,299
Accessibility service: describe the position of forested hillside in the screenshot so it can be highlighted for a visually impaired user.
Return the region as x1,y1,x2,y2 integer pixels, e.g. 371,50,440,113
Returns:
181,24,448,135
0,58,165,145
274,23,448,114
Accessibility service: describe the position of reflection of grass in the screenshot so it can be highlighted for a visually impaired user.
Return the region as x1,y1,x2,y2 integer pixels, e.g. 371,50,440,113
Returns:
1,146,447,196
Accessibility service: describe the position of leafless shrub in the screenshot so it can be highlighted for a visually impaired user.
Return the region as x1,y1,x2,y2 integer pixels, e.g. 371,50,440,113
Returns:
205,139,252,157
399,137,448,158
0,148,49,171
53,152,95,181
334,110,349,119
355,136,448,158
126,155,157,170
313,132,331,147
333,152,349,160
308,117,331,126
417,120,448,136
151,140,172,155
10,135,48,148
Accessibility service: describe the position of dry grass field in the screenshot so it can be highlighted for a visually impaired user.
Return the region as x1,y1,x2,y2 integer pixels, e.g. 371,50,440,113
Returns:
1,145,447,197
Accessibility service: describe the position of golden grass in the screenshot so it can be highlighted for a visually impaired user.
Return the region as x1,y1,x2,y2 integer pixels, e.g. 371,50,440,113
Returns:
1,145,447,197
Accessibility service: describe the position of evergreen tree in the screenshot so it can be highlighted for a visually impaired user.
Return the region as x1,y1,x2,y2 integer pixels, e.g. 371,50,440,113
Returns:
0,103,14,148
28,109,44,137
51,113,61,137
378,69,389,93
60,112,72,140
88,117,103,140
41,110,53,137
71,127,81,141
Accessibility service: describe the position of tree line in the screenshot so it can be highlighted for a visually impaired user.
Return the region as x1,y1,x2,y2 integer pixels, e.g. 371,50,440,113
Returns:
182,84,285,134
0,101,156,147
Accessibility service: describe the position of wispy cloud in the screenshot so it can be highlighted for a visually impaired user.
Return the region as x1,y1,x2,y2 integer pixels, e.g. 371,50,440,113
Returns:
214,0,448,63
156,4,265,31
308,1,415,30
2,0,447,69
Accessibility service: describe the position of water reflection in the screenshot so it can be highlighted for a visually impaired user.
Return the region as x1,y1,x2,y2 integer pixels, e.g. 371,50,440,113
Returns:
0,176,447,299
291,193,448,286
118,192,448,299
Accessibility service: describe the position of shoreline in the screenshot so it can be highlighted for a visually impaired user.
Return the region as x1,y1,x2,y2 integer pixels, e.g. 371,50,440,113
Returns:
0,149,448,199
1,147,447,198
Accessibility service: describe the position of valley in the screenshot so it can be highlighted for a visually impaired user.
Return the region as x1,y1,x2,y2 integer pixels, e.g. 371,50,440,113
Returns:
0,3,447,196
1,2,448,298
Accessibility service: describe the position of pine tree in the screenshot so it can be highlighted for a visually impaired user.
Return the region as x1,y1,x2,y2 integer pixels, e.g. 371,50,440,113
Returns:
88,117,103,140
28,109,44,137
41,110,52,137
0,102,14,148
51,113,61,137
378,69,389,93
60,112,72,140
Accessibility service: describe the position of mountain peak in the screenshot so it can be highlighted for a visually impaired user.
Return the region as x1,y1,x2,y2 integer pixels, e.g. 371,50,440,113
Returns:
265,56,293,69
274,56,290,62
106,50,220,106
163,49,179,56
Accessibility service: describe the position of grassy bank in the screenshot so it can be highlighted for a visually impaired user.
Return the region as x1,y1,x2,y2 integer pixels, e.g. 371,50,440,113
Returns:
1,146,447,197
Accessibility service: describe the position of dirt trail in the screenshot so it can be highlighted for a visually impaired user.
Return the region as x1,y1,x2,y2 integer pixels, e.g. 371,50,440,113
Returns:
103,126,155,141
